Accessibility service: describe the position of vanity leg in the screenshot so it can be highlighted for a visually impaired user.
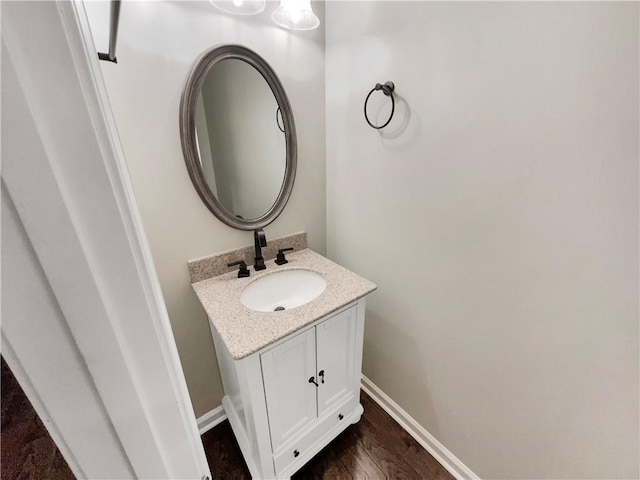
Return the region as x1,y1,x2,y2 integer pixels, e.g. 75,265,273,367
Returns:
351,402,364,424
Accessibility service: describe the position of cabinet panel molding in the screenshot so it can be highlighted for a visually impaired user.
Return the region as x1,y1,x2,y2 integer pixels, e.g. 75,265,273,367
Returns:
261,328,317,452
316,307,358,417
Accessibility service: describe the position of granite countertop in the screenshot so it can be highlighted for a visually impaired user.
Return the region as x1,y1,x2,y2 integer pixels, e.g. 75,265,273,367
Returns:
192,248,377,360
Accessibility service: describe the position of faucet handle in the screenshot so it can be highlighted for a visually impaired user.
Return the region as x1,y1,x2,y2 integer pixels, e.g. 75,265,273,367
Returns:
275,248,294,265
227,260,250,278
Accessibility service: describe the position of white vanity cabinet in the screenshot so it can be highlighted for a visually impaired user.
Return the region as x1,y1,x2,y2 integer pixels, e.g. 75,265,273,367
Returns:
209,299,366,479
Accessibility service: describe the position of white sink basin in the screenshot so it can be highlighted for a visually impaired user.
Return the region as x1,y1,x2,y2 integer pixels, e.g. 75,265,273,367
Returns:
240,269,327,312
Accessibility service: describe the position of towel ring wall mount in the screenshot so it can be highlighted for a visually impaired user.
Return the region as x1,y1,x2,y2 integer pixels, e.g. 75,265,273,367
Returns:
364,81,395,129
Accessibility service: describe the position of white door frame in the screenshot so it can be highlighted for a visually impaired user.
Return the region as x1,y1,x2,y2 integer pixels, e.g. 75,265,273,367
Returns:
1,1,211,478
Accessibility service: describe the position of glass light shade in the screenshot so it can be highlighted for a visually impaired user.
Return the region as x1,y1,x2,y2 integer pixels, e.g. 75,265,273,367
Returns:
210,0,265,15
271,0,319,31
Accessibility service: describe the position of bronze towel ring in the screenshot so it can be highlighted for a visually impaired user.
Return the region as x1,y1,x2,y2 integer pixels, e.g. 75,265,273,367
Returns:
364,81,395,129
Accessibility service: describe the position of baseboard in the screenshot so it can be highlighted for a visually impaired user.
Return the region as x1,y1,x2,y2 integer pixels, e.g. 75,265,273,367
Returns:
196,405,227,435
198,378,479,479
361,375,480,480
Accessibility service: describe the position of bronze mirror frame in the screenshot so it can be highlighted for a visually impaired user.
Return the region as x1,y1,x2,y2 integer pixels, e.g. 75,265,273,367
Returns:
179,44,297,230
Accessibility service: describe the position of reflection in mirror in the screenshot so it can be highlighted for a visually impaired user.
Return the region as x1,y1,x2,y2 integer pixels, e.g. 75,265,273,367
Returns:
180,45,296,231
194,59,286,220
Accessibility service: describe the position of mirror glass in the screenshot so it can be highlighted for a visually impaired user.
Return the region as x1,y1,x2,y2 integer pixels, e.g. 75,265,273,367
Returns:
180,45,297,230
194,59,285,220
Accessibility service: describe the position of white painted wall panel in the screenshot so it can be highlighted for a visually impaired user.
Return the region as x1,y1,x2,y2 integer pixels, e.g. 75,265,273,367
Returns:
326,2,639,478
2,187,134,480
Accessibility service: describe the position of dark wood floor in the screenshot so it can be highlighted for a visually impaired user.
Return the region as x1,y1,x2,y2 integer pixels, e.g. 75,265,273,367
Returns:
2,357,452,480
202,390,455,479
1,357,74,480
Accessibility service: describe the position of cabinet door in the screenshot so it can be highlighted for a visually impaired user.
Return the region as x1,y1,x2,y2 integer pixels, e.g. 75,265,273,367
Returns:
315,307,358,417
260,329,317,453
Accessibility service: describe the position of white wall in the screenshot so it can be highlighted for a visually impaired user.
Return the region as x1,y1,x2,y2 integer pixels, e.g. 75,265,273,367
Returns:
86,1,325,416
326,2,639,479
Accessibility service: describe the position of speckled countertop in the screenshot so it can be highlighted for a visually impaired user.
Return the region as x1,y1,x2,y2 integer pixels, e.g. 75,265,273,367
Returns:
192,248,377,360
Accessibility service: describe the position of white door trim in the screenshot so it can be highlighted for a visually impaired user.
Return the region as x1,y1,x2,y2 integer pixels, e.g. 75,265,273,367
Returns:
1,1,211,478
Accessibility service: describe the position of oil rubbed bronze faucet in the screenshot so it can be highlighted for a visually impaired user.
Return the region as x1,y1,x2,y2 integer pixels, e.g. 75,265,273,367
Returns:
253,229,267,271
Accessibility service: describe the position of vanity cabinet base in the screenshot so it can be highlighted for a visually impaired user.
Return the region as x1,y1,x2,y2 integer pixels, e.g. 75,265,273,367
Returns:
210,300,367,479
225,393,363,479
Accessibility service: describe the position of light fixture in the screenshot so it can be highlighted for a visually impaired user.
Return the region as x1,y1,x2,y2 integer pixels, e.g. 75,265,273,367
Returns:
271,0,319,31
210,0,265,16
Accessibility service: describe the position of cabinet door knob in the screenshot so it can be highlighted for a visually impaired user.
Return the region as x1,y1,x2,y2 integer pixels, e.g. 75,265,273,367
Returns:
318,370,325,384
338,413,344,421
294,449,300,457
308,376,318,387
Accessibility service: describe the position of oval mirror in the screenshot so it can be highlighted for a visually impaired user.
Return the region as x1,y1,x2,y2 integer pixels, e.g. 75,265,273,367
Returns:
180,45,297,230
